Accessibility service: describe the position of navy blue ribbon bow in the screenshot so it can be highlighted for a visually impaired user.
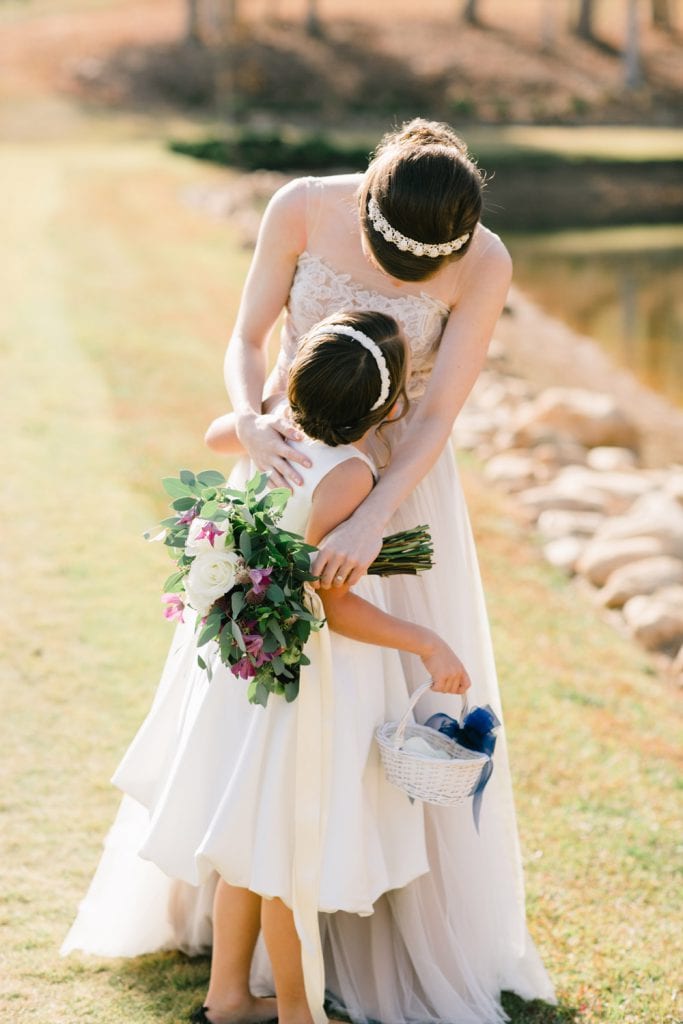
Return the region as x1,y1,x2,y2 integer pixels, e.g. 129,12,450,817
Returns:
424,704,501,832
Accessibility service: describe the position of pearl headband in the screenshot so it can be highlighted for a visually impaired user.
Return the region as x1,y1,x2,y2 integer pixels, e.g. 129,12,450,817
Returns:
314,324,392,412
368,195,470,257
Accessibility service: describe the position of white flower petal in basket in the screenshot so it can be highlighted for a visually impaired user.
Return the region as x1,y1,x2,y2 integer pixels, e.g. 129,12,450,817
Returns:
401,735,452,760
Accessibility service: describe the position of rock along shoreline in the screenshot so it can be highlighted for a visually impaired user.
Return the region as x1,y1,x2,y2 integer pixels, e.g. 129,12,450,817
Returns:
458,288,683,685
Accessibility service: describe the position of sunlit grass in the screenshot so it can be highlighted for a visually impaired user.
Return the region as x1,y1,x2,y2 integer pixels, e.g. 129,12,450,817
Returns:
0,141,681,1024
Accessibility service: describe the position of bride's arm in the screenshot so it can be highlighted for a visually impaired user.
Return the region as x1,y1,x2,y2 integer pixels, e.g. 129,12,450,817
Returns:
313,240,513,587
224,179,313,488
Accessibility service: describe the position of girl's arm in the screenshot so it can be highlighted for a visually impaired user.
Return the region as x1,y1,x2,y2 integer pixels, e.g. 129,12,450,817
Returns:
223,179,313,488
306,461,471,695
313,241,513,587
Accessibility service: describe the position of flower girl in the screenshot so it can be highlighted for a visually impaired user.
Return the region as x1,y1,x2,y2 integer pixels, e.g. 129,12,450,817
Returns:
63,310,474,1024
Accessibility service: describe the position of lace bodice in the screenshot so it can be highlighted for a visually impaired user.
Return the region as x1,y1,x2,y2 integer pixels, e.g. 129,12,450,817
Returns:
281,252,450,401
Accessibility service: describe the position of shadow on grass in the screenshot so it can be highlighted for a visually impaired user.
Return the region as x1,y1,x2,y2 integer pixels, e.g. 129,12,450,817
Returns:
111,951,211,1021
112,951,576,1024
502,991,579,1023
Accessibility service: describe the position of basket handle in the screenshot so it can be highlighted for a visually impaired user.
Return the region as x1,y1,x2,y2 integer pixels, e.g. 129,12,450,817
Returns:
392,681,469,749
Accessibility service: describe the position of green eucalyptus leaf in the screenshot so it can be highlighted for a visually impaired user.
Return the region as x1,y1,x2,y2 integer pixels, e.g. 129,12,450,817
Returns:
163,569,186,592
265,583,285,605
267,618,286,647
197,616,222,647
179,469,196,486
284,680,300,703
239,531,252,560
197,470,226,487
231,590,245,618
171,496,197,511
231,619,246,652
162,477,193,498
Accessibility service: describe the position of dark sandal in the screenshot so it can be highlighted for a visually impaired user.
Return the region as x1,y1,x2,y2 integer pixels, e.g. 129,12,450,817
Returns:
189,1009,210,1024
188,1009,277,1024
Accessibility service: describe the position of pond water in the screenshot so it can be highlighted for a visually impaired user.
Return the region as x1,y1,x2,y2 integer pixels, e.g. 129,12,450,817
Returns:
505,225,683,408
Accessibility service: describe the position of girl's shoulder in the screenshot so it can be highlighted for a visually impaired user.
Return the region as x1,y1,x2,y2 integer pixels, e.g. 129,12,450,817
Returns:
291,435,377,496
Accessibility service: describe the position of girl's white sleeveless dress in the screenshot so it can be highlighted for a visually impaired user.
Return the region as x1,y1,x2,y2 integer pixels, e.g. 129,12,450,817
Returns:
62,183,557,1023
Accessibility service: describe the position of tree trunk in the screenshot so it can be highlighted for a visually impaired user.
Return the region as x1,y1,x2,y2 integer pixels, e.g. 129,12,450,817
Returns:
652,0,673,30
540,0,556,49
624,0,643,89
576,0,594,39
306,0,322,35
462,0,479,24
185,0,202,43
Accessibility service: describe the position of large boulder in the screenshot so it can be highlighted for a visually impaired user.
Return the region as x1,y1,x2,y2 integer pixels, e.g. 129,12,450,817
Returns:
543,536,586,573
586,446,640,472
589,492,683,555
598,556,683,609
483,452,548,493
519,466,650,519
576,536,672,586
622,586,683,652
537,509,605,540
509,387,639,450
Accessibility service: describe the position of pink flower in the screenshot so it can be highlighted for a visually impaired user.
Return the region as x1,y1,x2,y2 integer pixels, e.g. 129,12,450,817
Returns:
162,592,185,623
196,521,225,547
247,566,273,597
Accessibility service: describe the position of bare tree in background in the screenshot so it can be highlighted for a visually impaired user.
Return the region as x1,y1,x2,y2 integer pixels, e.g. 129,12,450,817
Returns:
624,0,643,88
306,0,322,35
461,0,480,24
575,0,595,40
651,0,673,30
185,0,202,43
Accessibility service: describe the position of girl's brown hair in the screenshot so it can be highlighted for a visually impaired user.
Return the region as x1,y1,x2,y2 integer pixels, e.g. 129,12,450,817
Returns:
358,118,485,282
287,311,408,450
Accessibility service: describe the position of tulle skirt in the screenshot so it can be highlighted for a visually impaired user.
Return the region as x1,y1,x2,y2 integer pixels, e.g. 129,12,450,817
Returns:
62,438,556,1023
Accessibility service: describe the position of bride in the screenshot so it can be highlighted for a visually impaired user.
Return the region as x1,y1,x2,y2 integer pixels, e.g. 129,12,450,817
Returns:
63,118,556,1022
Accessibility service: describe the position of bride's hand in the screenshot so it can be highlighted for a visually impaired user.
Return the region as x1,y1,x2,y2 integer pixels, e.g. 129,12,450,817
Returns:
236,412,312,489
313,514,384,589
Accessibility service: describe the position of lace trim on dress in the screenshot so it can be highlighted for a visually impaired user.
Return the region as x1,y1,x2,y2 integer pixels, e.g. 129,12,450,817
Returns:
285,252,450,400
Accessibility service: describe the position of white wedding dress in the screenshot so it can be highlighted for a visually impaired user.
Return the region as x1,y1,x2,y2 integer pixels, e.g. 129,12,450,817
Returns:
62,178,556,1023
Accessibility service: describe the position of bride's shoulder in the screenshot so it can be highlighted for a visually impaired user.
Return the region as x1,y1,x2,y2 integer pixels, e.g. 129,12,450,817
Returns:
461,223,512,284
263,174,360,242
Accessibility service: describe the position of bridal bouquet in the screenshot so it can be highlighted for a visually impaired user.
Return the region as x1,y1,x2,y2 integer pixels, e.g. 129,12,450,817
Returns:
148,469,433,707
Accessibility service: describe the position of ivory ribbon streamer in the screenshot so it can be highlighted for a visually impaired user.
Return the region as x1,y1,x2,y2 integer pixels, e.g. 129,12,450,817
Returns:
291,613,334,1024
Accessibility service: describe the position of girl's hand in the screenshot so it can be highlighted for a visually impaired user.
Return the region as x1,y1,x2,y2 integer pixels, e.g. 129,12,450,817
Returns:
236,412,311,489
312,514,384,589
418,632,472,695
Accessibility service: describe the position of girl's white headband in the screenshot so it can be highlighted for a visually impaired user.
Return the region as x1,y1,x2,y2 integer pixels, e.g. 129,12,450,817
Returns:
314,324,392,412
368,195,470,257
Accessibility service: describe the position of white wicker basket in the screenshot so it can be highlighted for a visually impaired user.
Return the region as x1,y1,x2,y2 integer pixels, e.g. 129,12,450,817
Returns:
375,681,489,807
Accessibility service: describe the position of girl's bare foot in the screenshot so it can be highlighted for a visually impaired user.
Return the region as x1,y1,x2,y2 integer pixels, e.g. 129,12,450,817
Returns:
200,995,278,1024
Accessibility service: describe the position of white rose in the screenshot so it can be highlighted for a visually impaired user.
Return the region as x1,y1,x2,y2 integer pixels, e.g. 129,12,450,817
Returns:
185,517,235,556
184,550,240,617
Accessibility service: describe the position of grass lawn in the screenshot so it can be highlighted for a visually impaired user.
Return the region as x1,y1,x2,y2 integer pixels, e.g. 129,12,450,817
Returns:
0,140,680,1024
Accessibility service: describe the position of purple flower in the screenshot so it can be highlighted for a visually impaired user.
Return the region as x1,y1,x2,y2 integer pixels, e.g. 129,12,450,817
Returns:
230,656,256,679
247,566,273,596
196,521,226,547
178,506,199,525
162,592,185,623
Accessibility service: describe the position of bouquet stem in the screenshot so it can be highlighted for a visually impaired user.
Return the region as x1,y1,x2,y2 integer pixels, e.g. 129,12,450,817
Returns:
368,526,433,577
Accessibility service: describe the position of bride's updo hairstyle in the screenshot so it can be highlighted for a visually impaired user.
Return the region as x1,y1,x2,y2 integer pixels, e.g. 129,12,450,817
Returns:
288,311,408,449
358,118,485,282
